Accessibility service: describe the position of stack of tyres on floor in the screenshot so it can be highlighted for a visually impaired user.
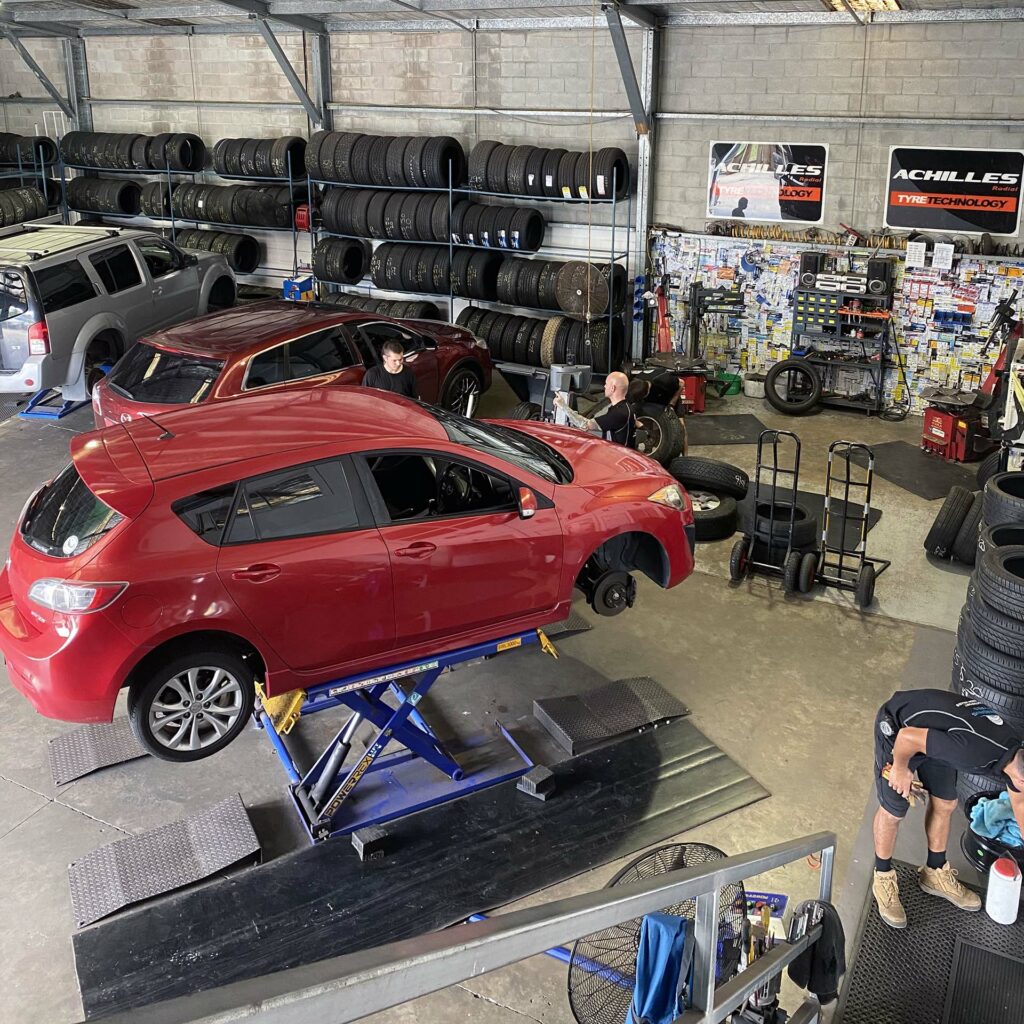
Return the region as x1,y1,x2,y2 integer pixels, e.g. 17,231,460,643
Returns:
467,141,630,200
306,132,467,188
320,294,442,320
0,186,48,226
667,457,748,541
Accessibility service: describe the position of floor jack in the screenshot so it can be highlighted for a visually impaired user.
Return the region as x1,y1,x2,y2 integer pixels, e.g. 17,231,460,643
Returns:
256,627,559,845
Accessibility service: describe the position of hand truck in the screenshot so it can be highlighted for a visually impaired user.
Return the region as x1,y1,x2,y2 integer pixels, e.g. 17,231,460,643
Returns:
809,440,890,609
730,429,818,594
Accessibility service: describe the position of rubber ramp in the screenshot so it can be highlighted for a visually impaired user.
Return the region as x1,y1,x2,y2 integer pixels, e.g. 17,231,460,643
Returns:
687,413,767,446
837,860,1024,1024
49,718,147,785
74,719,767,1019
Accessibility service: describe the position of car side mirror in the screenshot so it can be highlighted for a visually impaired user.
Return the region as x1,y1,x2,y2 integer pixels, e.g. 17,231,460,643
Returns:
517,487,537,519
421,335,437,350
184,253,198,266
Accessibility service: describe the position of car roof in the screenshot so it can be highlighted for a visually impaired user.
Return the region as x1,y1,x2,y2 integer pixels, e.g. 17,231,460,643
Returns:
94,386,448,483
0,225,149,266
141,299,371,359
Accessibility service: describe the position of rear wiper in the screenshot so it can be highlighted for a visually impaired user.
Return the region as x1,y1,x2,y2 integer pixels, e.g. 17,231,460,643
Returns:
108,381,133,399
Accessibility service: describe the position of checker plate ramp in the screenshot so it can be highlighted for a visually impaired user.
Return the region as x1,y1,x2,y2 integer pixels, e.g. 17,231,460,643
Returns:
943,939,1024,1024
837,860,1024,1024
74,719,767,1018
544,609,593,640
48,718,147,786
534,676,689,754
68,794,260,929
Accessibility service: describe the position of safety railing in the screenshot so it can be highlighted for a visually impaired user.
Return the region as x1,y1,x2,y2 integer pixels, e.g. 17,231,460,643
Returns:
87,830,836,1024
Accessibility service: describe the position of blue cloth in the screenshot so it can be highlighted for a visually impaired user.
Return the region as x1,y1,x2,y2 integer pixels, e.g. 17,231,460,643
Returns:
627,913,693,1024
970,791,1023,848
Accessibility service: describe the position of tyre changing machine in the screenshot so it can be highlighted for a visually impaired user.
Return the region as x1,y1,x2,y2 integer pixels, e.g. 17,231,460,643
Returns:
256,627,559,844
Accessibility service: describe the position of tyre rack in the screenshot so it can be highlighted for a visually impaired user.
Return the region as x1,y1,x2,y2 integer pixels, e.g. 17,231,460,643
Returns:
0,146,58,221
59,150,304,278
257,626,558,843
307,163,632,381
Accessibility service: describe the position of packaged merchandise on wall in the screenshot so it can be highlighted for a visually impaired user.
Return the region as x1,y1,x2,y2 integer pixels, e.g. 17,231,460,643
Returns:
649,231,1024,415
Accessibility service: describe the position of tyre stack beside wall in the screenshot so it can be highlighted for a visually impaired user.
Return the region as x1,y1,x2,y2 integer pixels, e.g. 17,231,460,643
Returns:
0,133,59,167
0,186,48,226
467,142,629,200
320,294,441,320
60,131,206,171
175,228,262,274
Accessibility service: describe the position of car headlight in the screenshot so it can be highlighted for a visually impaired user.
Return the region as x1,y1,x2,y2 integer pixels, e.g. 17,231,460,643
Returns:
647,484,686,511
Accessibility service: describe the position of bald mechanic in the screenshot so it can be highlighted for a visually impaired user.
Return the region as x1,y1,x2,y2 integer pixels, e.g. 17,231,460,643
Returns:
871,688,1024,929
553,371,635,447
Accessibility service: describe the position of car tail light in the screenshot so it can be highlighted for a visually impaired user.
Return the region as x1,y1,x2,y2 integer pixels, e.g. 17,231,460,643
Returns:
648,484,686,511
28,322,50,356
28,579,127,613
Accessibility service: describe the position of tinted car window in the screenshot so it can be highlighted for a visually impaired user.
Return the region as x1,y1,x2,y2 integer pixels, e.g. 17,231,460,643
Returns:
32,261,97,314
90,245,142,294
246,345,288,389
235,461,357,542
287,328,355,379
0,269,30,322
108,342,224,405
135,238,183,280
21,463,123,558
172,485,236,544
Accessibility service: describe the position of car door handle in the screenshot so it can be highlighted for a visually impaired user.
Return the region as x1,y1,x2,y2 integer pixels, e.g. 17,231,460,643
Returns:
231,563,281,582
394,542,436,559
153,286,163,295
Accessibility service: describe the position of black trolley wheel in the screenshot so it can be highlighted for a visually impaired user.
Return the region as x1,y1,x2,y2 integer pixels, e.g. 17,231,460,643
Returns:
856,562,876,609
783,550,803,595
729,535,752,582
799,551,818,594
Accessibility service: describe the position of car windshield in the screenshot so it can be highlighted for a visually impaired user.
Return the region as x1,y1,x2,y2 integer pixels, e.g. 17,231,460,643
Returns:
108,342,224,405
21,463,123,558
424,405,573,484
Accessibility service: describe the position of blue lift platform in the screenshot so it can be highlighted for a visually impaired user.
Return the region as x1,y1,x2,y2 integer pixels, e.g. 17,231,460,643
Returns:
255,627,559,844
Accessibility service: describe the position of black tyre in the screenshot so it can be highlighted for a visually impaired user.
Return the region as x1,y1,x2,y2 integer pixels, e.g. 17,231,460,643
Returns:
951,491,984,565
799,551,818,594
977,545,1024,622
509,401,541,421
983,472,1024,528
950,652,1024,733
729,535,752,582
749,500,819,548
783,550,803,595
667,456,748,500
856,563,876,609
439,366,482,416
634,403,685,465
764,358,822,415
977,450,1003,490
968,575,1024,660
924,485,974,558
958,603,1024,692
127,648,255,762
977,523,1024,563
689,491,738,543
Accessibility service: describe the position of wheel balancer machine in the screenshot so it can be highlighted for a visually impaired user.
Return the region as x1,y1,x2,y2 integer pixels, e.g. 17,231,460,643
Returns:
255,627,559,844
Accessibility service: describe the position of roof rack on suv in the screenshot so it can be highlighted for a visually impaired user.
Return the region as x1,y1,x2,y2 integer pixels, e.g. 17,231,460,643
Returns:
0,225,124,262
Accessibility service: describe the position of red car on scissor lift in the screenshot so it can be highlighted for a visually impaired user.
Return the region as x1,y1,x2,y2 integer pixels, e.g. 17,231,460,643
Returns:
0,388,695,762
91,298,492,426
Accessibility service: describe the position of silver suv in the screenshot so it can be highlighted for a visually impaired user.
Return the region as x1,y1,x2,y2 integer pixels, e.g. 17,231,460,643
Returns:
0,225,235,401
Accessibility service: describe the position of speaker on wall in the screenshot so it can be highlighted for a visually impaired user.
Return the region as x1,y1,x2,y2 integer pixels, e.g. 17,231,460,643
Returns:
867,258,893,295
799,251,824,288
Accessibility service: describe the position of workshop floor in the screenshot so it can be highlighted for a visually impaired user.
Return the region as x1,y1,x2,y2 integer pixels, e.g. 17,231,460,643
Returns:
0,381,969,1024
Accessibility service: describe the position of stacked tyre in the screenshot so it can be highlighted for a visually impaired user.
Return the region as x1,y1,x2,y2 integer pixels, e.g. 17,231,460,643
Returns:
312,237,371,286
496,258,626,316
0,186,48,226
370,243,502,299
172,183,295,227
60,131,206,172
321,294,441,320
0,133,58,166
306,132,466,189
67,177,141,215
212,136,306,178
730,499,825,598
175,228,261,274
467,142,629,200
668,457,748,542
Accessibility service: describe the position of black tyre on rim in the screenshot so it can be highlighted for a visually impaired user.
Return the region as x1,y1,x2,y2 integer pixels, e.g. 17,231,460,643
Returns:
764,358,822,415
689,490,738,542
440,366,482,416
634,402,685,465
667,456,748,500
730,535,752,582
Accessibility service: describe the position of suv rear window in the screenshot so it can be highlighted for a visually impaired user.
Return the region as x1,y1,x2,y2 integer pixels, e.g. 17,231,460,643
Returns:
21,463,123,558
32,261,97,314
108,342,224,405
0,269,34,373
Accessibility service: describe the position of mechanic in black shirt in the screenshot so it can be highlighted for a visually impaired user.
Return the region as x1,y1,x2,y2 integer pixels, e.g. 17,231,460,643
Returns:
871,688,1024,929
553,371,635,447
362,340,419,400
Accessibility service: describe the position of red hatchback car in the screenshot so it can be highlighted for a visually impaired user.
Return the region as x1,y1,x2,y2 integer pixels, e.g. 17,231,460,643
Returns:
1,388,694,762
91,299,491,427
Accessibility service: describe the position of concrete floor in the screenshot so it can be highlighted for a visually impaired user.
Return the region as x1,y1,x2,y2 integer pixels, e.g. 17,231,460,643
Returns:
0,379,974,1024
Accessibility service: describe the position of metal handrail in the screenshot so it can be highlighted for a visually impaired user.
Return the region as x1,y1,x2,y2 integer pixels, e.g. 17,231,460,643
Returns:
87,830,836,1024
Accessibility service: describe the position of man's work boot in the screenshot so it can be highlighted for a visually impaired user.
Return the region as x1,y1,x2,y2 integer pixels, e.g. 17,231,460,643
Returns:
918,863,982,911
872,869,907,929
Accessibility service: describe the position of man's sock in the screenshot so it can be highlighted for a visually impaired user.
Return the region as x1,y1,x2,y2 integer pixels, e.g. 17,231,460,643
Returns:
926,850,946,870
875,856,892,873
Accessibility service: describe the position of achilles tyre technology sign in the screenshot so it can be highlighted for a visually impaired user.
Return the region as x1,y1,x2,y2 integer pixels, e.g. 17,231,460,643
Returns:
707,142,827,224
884,147,1024,236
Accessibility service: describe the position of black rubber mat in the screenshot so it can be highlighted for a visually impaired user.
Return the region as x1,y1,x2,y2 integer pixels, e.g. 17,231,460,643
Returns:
687,413,767,446
837,860,1024,1024
943,938,1024,1024
850,441,975,500
0,397,24,425
534,676,689,754
739,488,882,550
74,719,767,1019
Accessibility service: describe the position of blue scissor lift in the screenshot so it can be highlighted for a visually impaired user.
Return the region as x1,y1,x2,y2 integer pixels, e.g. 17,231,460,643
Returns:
256,627,559,844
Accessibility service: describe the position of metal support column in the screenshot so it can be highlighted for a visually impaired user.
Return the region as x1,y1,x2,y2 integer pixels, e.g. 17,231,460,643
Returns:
62,36,92,131
253,17,324,128
602,5,650,135
632,26,658,357
0,28,75,120
309,30,333,132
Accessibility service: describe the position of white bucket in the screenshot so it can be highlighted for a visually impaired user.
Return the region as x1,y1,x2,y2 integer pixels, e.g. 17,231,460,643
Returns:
985,856,1022,925
743,374,766,399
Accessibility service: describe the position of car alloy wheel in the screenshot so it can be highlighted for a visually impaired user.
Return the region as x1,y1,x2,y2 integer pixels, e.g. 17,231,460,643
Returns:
147,666,244,754
442,368,481,416
689,490,721,514
635,415,662,456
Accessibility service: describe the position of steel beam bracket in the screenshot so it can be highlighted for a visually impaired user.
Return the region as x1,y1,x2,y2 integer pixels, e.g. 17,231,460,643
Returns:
252,15,325,127
0,27,75,119
602,3,652,135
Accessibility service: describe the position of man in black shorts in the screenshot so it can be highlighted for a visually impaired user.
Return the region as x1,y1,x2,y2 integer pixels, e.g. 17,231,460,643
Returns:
362,340,418,400
553,371,635,447
871,688,1024,929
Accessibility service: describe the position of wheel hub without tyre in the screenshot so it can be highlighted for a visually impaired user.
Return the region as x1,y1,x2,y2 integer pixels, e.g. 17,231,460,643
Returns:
591,571,636,617
147,666,244,753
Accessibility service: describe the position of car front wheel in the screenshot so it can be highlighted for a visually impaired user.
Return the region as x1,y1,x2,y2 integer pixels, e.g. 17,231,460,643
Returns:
128,649,255,762
440,366,482,416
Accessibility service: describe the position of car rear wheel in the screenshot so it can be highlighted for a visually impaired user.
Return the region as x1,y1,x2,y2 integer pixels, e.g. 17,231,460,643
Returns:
207,276,236,312
128,649,255,762
440,366,482,416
